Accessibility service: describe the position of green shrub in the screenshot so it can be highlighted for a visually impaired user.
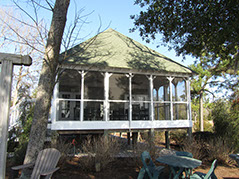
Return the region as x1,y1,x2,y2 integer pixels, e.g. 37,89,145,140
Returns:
170,130,188,146
206,138,233,165
210,100,231,137
193,120,214,132
181,136,233,164
79,135,121,172
210,99,239,151
12,142,28,165
181,138,206,161
50,135,72,168
131,132,163,169
8,102,34,166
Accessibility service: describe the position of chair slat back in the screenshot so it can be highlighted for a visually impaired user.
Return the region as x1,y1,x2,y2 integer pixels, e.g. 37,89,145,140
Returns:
204,159,217,179
31,148,61,179
176,151,193,158
141,151,155,178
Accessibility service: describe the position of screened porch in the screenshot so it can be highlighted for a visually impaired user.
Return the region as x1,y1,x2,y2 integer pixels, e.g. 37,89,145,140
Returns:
50,69,192,131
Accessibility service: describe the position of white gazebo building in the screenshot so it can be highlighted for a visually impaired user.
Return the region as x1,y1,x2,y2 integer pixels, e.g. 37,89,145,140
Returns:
50,28,194,141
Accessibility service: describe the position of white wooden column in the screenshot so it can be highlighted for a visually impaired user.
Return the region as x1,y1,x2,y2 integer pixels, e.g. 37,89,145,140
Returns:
167,77,174,121
164,85,169,120
186,78,193,139
156,88,160,120
0,53,32,179
103,72,112,121
148,75,154,121
79,71,86,122
174,81,179,119
126,73,133,129
51,80,59,124
186,79,192,121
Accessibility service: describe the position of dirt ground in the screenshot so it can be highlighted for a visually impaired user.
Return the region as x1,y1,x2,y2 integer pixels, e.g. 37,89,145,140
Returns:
51,157,239,179
5,133,239,179
6,155,239,179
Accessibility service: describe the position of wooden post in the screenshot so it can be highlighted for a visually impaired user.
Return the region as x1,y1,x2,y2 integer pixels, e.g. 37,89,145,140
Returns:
127,132,131,146
0,53,32,179
187,127,192,141
148,128,154,142
165,131,170,149
103,130,109,139
132,132,138,147
199,91,204,131
148,128,155,150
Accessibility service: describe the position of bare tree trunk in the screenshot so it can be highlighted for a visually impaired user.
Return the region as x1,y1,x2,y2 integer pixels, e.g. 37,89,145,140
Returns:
199,91,204,132
23,0,70,171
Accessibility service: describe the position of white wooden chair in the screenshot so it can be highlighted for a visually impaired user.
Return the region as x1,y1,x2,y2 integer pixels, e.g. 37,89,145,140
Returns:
12,148,61,179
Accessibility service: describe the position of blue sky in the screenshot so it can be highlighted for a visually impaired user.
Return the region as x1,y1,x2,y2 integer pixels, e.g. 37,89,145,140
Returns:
0,0,195,66
70,0,195,66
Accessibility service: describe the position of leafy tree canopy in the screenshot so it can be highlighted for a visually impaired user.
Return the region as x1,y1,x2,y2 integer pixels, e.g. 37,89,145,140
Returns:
131,0,239,73
190,62,212,97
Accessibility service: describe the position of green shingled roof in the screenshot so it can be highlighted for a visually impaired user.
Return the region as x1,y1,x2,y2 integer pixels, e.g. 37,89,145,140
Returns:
62,28,193,74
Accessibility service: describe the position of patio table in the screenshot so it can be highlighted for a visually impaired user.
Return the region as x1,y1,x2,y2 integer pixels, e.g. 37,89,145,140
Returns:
229,153,239,167
156,155,202,179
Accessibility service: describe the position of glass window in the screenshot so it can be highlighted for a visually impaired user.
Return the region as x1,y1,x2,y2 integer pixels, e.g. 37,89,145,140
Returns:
153,76,170,101
173,104,187,120
132,102,150,120
83,101,104,121
109,73,129,121
131,75,150,120
172,77,187,101
59,69,81,93
154,103,170,120
58,70,82,121
132,75,150,101
109,73,129,100
84,71,104,100
59,94,71,119
74,94,81,119
59,94,80,121
109,102,128,121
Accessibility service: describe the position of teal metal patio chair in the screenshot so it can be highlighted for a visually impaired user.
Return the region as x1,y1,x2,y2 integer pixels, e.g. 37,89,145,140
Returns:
229,153,239,167
12,148,61,179
174,151,193,178
137,151,164,179
190,159,217,179
176,151,193,158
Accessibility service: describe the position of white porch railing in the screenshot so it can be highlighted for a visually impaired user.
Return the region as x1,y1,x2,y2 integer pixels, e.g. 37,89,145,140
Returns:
8,99,36,130
9,103,21,130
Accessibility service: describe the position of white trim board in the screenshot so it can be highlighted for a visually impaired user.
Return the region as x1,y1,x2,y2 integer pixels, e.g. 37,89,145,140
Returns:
51,120,192,130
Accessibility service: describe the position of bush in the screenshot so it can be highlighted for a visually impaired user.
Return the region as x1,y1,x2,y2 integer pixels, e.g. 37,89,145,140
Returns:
8,101,34,166
11,142,28,165
79,135,120,172
193,120,214,132
210,100,231,137
132,132,163,168
181,136,233,164
50,134,72,168
181,138,206,161
170,130,188,146
210,99,239,151
206,138,233,165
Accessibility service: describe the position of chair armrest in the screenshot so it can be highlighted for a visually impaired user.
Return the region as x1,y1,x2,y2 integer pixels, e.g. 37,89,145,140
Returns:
11,163,34,170
137,168,146,179
229,154,239,160
40,167,60,176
